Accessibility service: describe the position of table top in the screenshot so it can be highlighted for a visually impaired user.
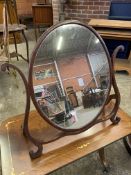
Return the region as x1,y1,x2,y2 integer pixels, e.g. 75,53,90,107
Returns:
88,19,131,40
0,24,26,33
88,19,131,29
0,108,131,175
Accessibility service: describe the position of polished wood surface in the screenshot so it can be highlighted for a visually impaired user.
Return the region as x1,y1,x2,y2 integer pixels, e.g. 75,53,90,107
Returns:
88,19,131,40
32,4,53,25
32,3,53,40
0,107,131,175
92,29,131,41
88,19,131,30
89,19,131,74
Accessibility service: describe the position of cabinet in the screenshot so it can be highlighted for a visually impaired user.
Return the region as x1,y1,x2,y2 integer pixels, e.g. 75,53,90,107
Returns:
32,3,53,40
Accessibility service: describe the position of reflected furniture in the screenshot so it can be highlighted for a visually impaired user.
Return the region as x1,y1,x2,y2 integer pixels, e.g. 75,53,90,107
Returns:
88,19,131,75
16,0,36,21
66,86,78,108
32,3,53,40
82,88,104,108
0,107,131,174
82,92,93,108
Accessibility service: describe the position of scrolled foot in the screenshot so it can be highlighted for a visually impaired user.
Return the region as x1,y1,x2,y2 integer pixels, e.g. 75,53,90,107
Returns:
110,116,121,124
29,144,43,159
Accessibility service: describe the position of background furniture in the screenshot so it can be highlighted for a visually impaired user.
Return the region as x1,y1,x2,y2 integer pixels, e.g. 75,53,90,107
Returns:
107,0,131,60
16,0,36,21
88,19,131,75
0,0,18,24
0,0,20,43
0,0,29,62
32,3,53,40
0,24,29,62
0,107,131,174
108,1,131,20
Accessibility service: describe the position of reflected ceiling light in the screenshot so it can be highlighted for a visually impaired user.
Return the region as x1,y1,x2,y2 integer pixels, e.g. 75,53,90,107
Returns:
0,103,4,110
57,36,63,50
95,38,99,44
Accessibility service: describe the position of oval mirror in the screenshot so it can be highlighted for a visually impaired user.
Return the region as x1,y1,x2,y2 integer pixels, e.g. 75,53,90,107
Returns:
29,21,111,131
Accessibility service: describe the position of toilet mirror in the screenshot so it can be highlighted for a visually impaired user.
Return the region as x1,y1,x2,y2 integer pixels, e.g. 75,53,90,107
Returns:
0,18,121,159
29,21,111,130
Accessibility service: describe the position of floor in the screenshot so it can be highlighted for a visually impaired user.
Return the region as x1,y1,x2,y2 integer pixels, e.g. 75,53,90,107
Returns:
0,28,131,175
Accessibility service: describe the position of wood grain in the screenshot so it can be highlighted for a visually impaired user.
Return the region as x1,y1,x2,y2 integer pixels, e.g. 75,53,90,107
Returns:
0,108,131,175
32,4,53,25
88,19,131,74
88,19,131,30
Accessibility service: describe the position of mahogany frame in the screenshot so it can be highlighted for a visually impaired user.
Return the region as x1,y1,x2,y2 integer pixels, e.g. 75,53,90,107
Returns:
0,20,122,159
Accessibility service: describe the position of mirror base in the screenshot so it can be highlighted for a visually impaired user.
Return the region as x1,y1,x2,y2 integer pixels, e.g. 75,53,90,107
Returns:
110,116,121,124
29,144,43,159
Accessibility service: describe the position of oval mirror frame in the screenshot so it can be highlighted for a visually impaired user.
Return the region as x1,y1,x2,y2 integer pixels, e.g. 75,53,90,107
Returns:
29,20,112,133
0,18,121,160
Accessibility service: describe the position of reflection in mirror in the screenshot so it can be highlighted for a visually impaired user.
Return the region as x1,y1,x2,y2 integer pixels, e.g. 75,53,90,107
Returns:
32,23,110,129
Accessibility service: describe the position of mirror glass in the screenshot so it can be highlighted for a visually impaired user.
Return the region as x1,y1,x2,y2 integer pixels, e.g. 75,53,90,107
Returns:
32,23,110,129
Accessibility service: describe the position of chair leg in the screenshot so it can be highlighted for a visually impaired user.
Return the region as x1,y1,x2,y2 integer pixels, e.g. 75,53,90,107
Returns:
22,30,29,63
12,32,19,61
34,25,38,42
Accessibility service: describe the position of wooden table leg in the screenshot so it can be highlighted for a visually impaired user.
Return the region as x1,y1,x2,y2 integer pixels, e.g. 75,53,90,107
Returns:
98,148,109,172
123,135,131,155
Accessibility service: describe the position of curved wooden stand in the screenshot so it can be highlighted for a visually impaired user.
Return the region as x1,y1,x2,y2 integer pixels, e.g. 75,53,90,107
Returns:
0,44,123,159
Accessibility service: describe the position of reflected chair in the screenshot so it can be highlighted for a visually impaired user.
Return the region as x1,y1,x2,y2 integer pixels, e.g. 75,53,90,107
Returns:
66,86,78,108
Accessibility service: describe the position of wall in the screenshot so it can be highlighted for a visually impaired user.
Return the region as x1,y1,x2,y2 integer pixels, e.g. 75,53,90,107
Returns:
52,0,111,23
33,55,94,92
16,0,110,23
